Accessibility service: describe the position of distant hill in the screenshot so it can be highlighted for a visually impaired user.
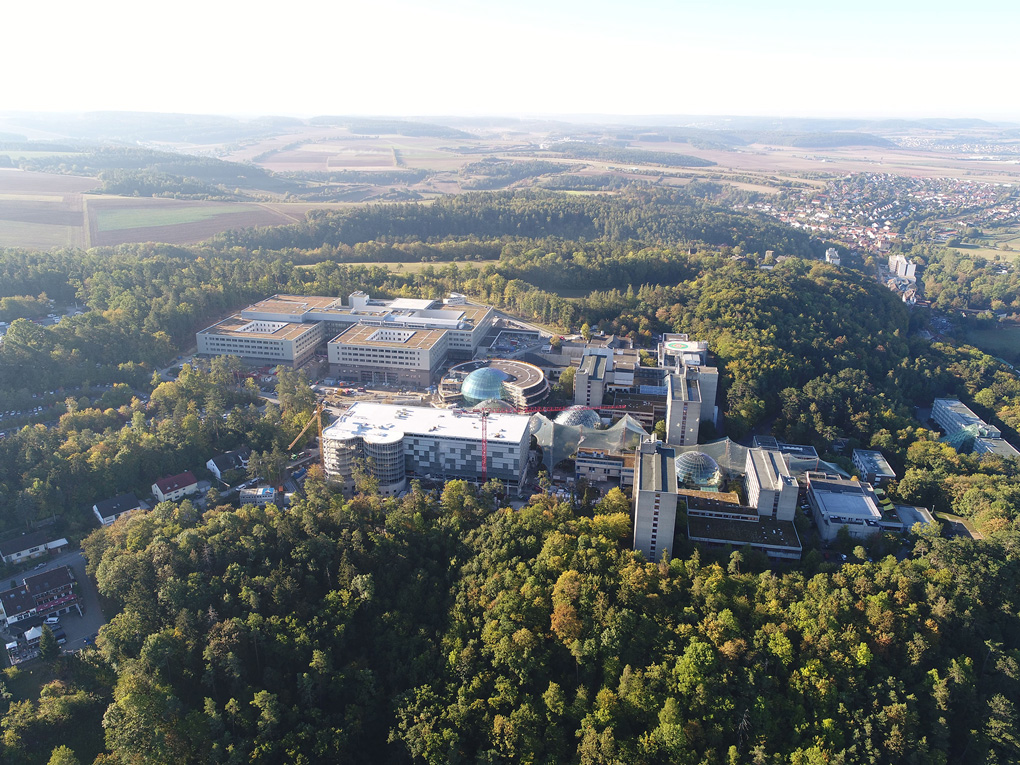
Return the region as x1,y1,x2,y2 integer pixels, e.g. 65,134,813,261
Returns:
309,117,474,139
738,130,897,148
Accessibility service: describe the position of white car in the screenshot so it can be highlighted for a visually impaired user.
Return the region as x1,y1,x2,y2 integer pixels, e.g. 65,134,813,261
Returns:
44,616,60,626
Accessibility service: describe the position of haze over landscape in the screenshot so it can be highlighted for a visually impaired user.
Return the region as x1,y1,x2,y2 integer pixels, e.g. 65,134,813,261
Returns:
1,3,1020,765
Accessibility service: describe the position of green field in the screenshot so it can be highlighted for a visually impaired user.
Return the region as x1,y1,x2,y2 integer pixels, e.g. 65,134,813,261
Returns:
965,325,1020,363
0,219,80,249
950,226,1020,262
95,204,260,232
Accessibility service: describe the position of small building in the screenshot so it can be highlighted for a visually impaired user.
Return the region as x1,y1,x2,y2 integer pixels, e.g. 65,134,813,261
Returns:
207,447,252,481
239,486,277,507
93,493,146,526
852,449,897,486
825,247,841,265
152,472,199,503
632,439,679,561
0,532,68,564
807,473,883,542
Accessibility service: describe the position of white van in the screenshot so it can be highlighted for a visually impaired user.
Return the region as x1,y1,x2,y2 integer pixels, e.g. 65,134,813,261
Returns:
44,616,60,626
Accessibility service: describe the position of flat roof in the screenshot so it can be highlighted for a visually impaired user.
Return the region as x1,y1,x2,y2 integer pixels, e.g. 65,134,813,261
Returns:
974,437,1020,459
852,449,897,478
749,448,797,491
245,294,342,314
688,516,802,550
323,402,532,445
679,490,758,517
809,477,882,521
894,504,935,529
639,444,678,493
199,315,318,341
330,324,447,350
580,354,607,381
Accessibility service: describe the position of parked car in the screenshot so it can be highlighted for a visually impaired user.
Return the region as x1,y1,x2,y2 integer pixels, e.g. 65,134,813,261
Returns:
44,616,60,625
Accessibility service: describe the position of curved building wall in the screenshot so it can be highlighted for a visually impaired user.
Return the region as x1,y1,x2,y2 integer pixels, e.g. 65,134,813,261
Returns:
363,433,408,494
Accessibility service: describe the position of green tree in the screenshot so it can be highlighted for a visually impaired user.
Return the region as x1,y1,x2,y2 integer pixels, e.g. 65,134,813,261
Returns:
39,625,59,662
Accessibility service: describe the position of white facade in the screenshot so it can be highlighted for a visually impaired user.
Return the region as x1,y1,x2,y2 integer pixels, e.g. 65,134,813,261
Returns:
327,325,449,386
825,247,841,265
665,371,702,446
932,398,999,437
197,315,324,366
322,403,531,495
240,487,278,506
633,440,679,561
153,473,199,503
808,474,884,542
744,448,799,522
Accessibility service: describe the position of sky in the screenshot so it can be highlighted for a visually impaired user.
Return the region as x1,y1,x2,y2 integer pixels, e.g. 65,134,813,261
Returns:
2,0,1018,120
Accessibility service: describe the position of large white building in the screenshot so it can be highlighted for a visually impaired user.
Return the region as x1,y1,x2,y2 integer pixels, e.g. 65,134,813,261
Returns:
327,324,450,386
321,403,532,495
632,439,679,561
807,473,884,542
198,293,495,367
888,254,920,281
664,367,719,446
744,448,798,522
932,398,1019,459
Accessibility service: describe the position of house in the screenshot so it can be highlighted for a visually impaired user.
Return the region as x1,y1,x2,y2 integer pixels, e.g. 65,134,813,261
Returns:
206,447,252,481
0,565,80,627
152,471,199,503
0,532,69,564
93,492,146,526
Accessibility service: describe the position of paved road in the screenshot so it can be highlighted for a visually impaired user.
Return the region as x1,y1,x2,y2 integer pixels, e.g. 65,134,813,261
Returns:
7,550,108,651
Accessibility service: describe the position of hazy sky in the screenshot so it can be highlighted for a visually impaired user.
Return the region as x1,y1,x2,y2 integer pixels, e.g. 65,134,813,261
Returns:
3,0,1018,120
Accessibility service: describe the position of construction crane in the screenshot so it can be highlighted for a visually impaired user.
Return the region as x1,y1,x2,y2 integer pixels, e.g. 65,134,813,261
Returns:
288,402,325,473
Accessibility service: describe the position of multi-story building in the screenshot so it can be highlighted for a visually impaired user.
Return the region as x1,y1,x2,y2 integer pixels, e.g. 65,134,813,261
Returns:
807,473,884,542
682,490,802,560
574,352,609,408
322,403,532,496
328,324,449,387
932,398,1019,459
744,447,798,522
888,254,920,281
198,292,495,367
825,247,841,265
852,449,897,486
196,315,325,367
574,447,636,487
442,359,550,410
665,371,703,446
632,439,679,561
0,566,79,628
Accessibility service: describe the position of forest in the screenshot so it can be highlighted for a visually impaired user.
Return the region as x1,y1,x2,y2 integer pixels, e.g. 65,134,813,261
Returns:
0,186,1017,763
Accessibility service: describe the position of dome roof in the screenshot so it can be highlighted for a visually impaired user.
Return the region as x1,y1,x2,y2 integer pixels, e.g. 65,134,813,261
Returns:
675,451,720,486
461,367,510,406
554,406,601,428
470,398,517,414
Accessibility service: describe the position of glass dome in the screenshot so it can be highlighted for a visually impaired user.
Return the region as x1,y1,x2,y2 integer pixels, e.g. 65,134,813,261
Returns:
471,398,517,414
675,451,720,487
554,406,601,428
461,367,510,406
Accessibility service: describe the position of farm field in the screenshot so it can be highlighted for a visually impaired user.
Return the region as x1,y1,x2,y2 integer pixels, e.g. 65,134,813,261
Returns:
949,226,1020,262
86,198,300,247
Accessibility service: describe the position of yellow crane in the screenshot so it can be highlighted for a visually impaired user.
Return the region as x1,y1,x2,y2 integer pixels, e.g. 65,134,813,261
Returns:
288,402,325,473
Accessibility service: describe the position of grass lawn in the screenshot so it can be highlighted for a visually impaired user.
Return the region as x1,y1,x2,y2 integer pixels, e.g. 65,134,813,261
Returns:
965,325,1020,364
96,203,260,232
